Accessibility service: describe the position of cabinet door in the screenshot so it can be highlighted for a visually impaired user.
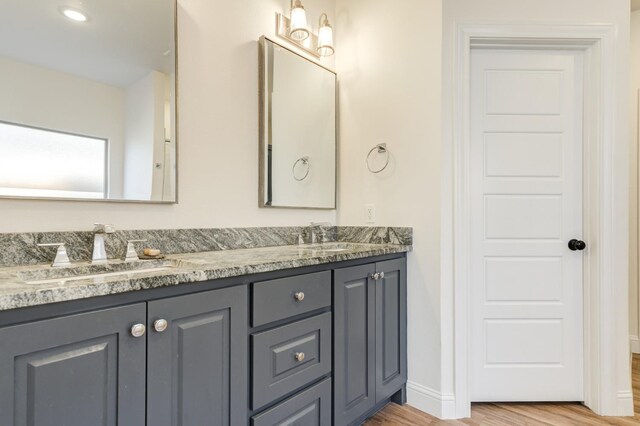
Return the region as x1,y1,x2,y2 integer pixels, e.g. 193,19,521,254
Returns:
333,263,376,426
375,258,407,403
147,285,248,426
0,303,147,426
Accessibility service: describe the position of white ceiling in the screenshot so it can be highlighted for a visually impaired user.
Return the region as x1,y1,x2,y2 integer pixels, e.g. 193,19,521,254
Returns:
633,0,640,11
0,0,174,88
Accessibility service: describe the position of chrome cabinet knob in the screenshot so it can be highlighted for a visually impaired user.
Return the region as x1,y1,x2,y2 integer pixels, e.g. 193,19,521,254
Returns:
154,319,168,333
130,323,146,338
295,352,305,362
371,272,385,280
294,292,305,302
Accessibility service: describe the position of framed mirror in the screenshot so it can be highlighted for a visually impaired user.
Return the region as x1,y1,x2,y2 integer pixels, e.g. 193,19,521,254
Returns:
0,0,177,203
259,37,336,209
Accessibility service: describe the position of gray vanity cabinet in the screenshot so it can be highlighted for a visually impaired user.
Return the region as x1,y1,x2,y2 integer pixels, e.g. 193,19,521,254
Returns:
333,258,407,425
147,285,248,426
333,263,377,425
375,259,407,403
0,303,147,426
0,253,407,426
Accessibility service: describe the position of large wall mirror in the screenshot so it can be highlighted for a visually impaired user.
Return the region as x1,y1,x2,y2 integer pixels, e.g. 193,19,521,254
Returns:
259,37,336,210
0,0,177,203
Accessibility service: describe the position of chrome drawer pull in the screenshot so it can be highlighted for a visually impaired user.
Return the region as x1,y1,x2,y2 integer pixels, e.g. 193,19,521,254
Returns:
294,292,305,302
294,352,305,362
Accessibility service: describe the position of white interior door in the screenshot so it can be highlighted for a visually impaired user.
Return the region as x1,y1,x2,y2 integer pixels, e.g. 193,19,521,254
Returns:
470,48,584,401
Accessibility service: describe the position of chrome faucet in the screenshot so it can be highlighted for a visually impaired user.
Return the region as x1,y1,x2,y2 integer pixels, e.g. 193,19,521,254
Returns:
92,223,115,264
308,222,332,244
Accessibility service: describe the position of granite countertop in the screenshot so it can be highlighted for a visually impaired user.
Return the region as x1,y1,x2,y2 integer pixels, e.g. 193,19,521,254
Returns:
0,242,411,312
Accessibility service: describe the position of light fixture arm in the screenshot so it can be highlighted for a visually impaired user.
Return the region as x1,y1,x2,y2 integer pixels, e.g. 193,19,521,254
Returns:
319,13,329,29
291,0,304,11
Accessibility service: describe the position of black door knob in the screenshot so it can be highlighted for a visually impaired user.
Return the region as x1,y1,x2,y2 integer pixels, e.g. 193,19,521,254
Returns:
568,239,586,251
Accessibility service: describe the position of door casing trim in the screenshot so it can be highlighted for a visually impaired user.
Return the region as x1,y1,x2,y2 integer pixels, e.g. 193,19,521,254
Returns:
449,23,632,418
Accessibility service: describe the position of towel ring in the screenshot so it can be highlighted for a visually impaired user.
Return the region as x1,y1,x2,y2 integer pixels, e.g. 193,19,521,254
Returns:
293,156,310,181
366,143,389,173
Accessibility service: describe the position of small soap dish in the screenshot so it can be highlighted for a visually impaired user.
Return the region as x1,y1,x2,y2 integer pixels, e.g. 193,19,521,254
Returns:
139,255,166,260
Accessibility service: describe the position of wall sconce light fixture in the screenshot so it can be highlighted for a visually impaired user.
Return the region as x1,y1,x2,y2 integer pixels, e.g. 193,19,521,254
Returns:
317,14,334,57
289,0,310,41
277,1,335,59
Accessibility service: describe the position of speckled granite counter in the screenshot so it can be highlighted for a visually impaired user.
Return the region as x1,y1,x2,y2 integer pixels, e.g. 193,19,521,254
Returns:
0,242,410,311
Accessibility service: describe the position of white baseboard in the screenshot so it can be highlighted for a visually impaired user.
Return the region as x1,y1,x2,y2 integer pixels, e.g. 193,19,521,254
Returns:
616,390,634,416
406,381,456,419
630,335,640,354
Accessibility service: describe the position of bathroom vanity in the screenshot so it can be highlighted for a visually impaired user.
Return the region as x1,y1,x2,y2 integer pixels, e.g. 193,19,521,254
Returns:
0,230,409,426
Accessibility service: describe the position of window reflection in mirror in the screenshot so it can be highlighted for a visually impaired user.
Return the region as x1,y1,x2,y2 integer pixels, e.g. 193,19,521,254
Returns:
0,0,177,203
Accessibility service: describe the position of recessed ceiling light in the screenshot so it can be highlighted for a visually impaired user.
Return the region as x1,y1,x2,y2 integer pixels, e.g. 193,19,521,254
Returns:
61,7,88,22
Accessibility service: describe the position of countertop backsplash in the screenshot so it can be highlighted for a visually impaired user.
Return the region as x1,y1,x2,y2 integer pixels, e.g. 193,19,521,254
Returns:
0,226,412,268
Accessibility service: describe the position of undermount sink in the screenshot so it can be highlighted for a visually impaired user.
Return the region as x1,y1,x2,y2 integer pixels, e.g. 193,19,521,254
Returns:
297,243,351,253
19,261,176,285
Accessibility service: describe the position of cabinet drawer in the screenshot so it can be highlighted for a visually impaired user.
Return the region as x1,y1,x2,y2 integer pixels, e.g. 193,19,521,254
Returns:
251,378,331,426
252,271,331,327
252,312,332,410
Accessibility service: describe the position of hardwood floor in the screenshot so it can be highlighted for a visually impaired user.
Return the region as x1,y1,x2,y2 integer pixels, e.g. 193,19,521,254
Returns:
365,355,640,425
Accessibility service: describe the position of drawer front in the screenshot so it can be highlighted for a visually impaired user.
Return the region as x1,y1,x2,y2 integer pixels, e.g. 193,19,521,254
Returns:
252,312,332,410
252,271,331,327
251,378,331,426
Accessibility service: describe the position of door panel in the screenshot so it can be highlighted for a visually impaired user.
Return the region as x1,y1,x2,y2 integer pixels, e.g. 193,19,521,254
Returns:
333,263,375,426
470,49,584,401
484,133,563,177
484,195,562,239
375,258,407,403
147,286,248,426
485,257,562,302
484,70,562,115
0,304,146,426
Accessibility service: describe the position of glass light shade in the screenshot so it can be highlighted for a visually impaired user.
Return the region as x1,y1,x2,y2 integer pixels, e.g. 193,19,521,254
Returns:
317,24,334,57
290,5,310,41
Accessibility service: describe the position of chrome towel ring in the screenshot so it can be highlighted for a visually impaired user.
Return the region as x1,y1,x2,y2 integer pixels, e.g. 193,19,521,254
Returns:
293,156,310,181
366,143,390,173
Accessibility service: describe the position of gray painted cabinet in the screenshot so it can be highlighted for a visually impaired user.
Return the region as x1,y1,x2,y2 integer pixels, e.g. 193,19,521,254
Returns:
0,303,147,426
251,378,332,426
0,286,248,426
333,258,407,425
0,254,407,426
147,285,248,426
252,312,332,410
252,272,331,327
333,263,377,425
375,259,407,403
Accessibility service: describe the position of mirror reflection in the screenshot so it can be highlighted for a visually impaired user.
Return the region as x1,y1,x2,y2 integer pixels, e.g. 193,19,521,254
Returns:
259,37,336,209
0,0,177,202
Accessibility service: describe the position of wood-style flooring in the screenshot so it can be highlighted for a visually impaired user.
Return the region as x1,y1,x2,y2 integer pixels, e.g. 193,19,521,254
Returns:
365,354,640,425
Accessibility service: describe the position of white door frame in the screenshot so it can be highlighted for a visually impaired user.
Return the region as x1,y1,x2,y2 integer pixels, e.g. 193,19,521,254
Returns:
451,24,632,418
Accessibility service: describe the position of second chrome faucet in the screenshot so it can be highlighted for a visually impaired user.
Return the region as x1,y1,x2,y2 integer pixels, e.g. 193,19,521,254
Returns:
92,223,115,264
